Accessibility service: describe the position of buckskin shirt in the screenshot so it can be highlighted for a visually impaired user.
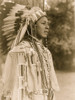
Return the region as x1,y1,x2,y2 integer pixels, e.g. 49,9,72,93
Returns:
1,40,59,100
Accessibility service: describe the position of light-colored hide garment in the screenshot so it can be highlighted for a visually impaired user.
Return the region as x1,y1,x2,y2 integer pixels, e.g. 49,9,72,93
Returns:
1,41,59,100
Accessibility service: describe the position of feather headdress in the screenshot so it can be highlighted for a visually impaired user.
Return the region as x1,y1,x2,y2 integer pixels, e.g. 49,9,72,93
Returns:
0,1,46,55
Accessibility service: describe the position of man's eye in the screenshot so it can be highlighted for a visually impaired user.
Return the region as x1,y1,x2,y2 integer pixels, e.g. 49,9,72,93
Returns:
41,23,45,24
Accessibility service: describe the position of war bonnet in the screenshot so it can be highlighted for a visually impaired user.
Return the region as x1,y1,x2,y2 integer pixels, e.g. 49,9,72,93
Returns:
2,3,46,48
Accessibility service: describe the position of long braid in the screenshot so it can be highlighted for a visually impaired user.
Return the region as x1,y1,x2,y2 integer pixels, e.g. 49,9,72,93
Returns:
32,41,48,89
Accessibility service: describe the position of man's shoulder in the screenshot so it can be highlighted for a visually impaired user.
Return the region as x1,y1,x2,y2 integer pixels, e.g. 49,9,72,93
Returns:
9,41,31,54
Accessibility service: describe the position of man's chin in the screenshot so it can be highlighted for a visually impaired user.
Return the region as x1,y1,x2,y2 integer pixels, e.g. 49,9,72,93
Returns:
36,33,48,39
42,35,48,38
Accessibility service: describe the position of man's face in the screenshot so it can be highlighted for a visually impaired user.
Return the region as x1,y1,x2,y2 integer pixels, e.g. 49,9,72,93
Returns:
35,16,49,39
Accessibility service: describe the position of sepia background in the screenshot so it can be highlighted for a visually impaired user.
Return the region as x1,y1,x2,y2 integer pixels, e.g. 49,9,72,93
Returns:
0,0,75,100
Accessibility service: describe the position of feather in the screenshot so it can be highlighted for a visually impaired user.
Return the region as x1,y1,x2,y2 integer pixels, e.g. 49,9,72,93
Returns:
5,34,15,38
6,36,15,41
2,30,14,35
2,27,14,31
4,20,16,24
2,24,15,28
7,40,14,47
0,2,26,55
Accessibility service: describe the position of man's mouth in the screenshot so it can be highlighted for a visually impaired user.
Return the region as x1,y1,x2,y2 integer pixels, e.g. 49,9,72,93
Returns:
44,31,49,34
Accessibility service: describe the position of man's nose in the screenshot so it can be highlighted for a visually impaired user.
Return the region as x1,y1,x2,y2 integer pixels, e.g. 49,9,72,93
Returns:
45,24,49,29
